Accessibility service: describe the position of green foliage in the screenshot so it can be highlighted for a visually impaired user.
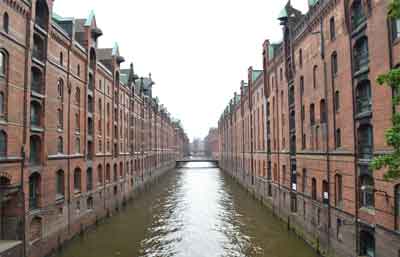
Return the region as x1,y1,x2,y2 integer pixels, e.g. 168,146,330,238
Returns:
389,0,400,19
371,69,400,180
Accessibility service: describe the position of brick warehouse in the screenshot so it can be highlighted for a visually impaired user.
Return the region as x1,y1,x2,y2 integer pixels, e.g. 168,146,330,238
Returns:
0,0,189,257
219,1,400,257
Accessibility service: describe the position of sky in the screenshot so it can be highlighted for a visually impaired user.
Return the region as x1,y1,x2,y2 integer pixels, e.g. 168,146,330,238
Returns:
54,0,308,141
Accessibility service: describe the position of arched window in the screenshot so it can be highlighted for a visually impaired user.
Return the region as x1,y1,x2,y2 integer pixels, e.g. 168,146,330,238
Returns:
330,16,335,40
113,164,118,182
31,67,42,93
310,103,315,126
35,0,49,30
395,184,400,231
29,217,42,242
57,136,63,154
75,112,80,132
98,164,103,185
3,13,9,34
320,99,327,123
335,174,343,207
312,178,317,200
88,95,93,113
0,130,7,157
74,168,81,193
302,168,307,193
57,108,63,129
360,174,374,208
331,52,338,77
56,170,64,199
354,37,369,72
29,173,41,210
351,0,366,30
359,230,375,257
0,51,6,77
88,74,94,90
313,65,318,88
335,129,341,148
106,164,111,183
356,80,372,114
334,90,340,112
358,124,373,159
87,168,93,191
75,136,80,153
58,79,64,99
29,135,41,165
75,87,80,105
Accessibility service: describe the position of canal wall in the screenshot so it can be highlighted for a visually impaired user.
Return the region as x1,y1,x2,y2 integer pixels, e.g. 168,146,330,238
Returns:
221,168,400,257
29,162,176,257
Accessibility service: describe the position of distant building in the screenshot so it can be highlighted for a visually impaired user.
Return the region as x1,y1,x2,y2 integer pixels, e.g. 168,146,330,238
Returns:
204,128,219,159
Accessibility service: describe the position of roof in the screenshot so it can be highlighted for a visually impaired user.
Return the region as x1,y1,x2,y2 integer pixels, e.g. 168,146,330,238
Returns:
308,0,319,7
252,70,263,82
97,48,112,60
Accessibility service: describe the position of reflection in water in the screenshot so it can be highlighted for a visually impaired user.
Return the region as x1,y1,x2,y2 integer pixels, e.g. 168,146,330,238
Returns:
55,163,317,257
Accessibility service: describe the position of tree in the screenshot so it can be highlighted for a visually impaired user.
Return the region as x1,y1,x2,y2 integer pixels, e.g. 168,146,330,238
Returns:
370,0,400,180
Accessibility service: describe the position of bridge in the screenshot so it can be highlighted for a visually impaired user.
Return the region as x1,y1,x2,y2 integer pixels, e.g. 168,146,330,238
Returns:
175,157,219,168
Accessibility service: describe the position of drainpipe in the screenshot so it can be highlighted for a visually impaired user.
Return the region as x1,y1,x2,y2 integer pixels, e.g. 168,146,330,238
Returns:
275,68,281,216
66,38,72,235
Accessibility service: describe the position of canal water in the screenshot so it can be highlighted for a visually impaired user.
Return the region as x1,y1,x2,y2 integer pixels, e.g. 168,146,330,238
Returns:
55,162,318,257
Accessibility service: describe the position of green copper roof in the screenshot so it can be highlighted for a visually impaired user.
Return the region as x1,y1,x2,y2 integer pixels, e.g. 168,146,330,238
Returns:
85,10,95,26
252,70,263,82
278,7,288,20
308,0,319,7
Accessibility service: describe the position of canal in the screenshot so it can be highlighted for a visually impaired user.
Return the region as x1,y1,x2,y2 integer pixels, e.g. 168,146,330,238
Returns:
55,162,318,257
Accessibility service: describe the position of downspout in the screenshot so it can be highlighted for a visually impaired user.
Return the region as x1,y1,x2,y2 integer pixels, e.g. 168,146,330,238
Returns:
66,39,72,236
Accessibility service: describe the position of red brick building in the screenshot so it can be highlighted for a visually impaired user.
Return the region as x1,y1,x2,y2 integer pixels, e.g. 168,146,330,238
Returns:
0,1,188,257
219,1,400,257
204,128,219,159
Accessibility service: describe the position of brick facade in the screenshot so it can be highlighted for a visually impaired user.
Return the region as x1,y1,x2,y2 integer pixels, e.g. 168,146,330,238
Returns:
218,1,400,257
0,1,188,257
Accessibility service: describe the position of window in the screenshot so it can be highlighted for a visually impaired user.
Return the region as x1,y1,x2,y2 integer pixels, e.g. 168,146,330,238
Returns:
74,168,82,193
30,101,42,127
312,178,317,200
358,124,373,159
0,93,4,118
330,16,335,40
106,164,111,183
75,87,80,105
335,174,343,207
331,52,338,77
313,65,318,88
322,180,329,204
302,169,307,193
57,108,63,129
35,0,49,30
58,79,64,99
360,174,374,208
356,80,371,114
33,34,45,61
29,135,41,165
351,0,366,31
310,103,315,126
31,67,42,93
0,131,6,157
87,196,94,210
77,64,80,77
302,133,306,149
392,19,400,41
98,165,103,185
299,49,303,68
114,164,118,182
29,173,40,210
359,230,375,257
354,37,369,72
336,219,343,241
56,170,64,199
335,129,341,148
279,67,283,81
59,52,63,66
0,51,6,77
320,99,327,123
87,168,93,192
57,137,63,154
75,137,80,153
75,113,80,132
334,91,340,112
3,13,9,33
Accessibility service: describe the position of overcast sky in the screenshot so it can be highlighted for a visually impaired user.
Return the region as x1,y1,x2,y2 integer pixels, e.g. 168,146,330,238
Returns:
54,0,308,141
